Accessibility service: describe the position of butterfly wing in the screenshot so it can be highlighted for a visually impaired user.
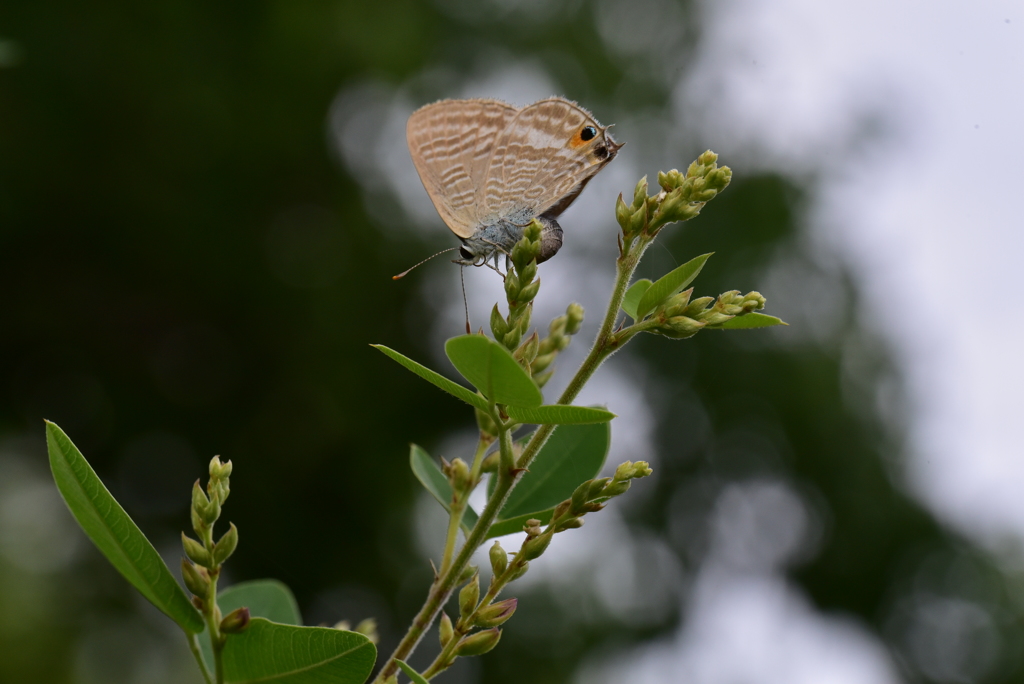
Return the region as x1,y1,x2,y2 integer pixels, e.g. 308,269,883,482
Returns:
482,97,620,221
407,98,519,239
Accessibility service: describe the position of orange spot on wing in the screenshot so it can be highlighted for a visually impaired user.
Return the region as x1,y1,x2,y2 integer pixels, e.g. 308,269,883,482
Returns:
568,130,588,149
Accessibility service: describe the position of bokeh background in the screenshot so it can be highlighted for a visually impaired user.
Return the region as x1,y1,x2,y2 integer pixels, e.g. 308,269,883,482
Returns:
2,0,1022,682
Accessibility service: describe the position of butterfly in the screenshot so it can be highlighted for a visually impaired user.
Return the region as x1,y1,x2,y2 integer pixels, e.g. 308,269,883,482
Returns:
406,97,621,269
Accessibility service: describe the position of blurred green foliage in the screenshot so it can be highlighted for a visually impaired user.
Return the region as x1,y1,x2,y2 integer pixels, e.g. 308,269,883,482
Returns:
2,1,1021,683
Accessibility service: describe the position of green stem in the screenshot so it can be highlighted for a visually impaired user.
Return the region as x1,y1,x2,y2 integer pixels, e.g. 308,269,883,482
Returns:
439,497,465,577
373,236,651,683
187,632,214,684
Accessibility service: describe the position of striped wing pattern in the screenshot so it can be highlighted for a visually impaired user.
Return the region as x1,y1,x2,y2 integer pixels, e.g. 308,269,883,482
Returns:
406,99,517,238
483,99,608,219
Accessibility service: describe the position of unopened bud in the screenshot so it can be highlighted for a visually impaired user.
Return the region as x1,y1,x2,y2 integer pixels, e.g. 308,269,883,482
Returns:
489,541,508,578
454,628,501,657
458,564,477,584
632,176,648,210
502,327,522,350
182,533,212,568
220,607,250,634
480,451,499,473
439,612,454,647
212,523,238,566
683,296,714,318
571,480,592,513
508,561,529,582
555,517,584,532
616,193,632,232
518,279,540,304
449,458,470,492
565,303,584,335
181,558,210,597
504,272,520,300
515,332,540,366
459,573,480,618
490,305,508,340
192,481,218,527
519,260,537,286
519,533,551,561
209,456,232,479
661,288,694,318
629,205,646,235
475,598,517,628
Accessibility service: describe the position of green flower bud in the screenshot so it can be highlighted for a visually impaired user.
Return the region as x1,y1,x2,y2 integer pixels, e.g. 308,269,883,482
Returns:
454,628,501,657
490,305,508,340
632,176,648,210
212,522,238,566
475,598,517,628
181,558,209,597
458,564,478,584
449,458,470,493
565,303,584,335
439,611,454,647
181,533,212,568
532,369,554,388
531,351,556,375
480,451,499,473
502,327,522,351
683,296,714,318
515,303,532,333
489,541,508,578
555,517,584,532
355,618,379,644
658,316,705,339
209,455,232,479
661,288,694,318
220,606,250,634
518,279,541,304
615,193,632,232
519,533,551,561
515,332,540,366
548,315,567,338
603,480,631,497
504,272,520,300
629,205,647,236
519,260,537,286
459,573,480,619
508,561,529,582
587,478,611,500
741,291,766,312
658,169,684,191
192,481,218,527
570,479,592,513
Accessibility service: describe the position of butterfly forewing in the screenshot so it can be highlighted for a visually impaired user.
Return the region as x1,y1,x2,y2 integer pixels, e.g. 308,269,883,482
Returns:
482,98,611,219
407,99,518,238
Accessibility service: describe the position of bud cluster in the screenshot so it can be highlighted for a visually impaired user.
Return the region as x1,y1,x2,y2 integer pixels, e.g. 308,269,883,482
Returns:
491,220,543,354
616,151,733,246
181,456,244,635
650,289,766,339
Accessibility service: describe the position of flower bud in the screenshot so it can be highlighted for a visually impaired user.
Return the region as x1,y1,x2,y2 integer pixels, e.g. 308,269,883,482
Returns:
531,351,556,375
683,296,714,318
439,611,454,647
459,573,480,618
519,533,551,561
515,332,540,367
489,541,508,578
475,598,517,628
661,288,693,318
220,607,250,634
212,523,238,566
508,561,529,582
532,369,554,388
571,479,592,513
519,260,537,286
565,303,584,335
659,316,705,339
209,455,232,479
181,558,210,597
615,193,632,232
480,451,499,473
504,272,520,300
632,176,648,210
449,458,470,493
555,517,584,532
458,564,478,584
490,305,508,340
629,205,646,236
515,303,532,333
518,279,541,304
182,533,212,568
502,327,522,351
192,481,218,527
454,628,501,657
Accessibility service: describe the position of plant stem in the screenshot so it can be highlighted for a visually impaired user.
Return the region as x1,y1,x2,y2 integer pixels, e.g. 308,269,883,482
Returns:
439,498,465,577
187,632,214,684
373,236,651,683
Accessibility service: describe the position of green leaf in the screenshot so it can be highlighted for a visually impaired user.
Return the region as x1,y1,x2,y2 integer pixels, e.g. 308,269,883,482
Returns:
45,421,204,634
635,253,713,320
221,618,376,684
409,444,479,532
445,335,542,408
201,580,303,670
488,422,610,538
622,279,652,319
716,312,788,329
506,404,615,425
372,345,488,412
396,660,430,684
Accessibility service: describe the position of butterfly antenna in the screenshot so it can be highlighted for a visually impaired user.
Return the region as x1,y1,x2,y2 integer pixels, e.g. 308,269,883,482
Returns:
461,265,471,334
392,247,459,280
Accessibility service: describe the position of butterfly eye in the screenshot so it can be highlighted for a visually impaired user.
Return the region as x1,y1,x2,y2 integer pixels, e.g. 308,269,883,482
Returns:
580,126,597,141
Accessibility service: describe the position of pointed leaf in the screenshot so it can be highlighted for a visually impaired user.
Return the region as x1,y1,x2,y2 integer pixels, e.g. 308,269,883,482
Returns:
716,312,788,329
396,660,430,684
221,618,375,684
488,422,610,537
201,580,303,669
372,345,488,411
45,421,205,634
506,404,615,425
410,444,479,532
635,253,713,320
622,279,652,319
445,335,542,407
